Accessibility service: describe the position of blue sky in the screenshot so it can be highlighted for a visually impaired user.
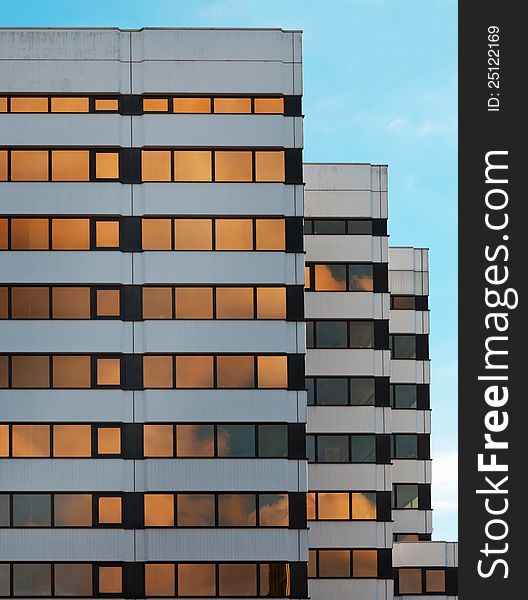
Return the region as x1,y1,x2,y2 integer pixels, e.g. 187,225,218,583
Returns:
3,0,458,540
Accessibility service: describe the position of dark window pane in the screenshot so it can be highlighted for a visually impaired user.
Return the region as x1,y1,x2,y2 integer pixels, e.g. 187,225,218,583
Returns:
395,484,419,509
306,378,315,405
314,264,347,291
392,384,418,408
259,563,290,596
316,378,348,405
218,564,257,596
313,220,346,234
218,494,256,526
317,436,349,462
258,424,287,457
319,550,350,577
55,564,92,596
347,219,372,234
351,435,376,462
315,321,348,348
0,495,9,526
13,564,51,596
218,425,255,457
178,564,216,597
54,494,92,526
391,335,417,359
0,564,9,596
399,569,422,593
394,435,418,459
306,321,314,348
306,435,315,462
392,296,416,310
176,424,214,457
350,378,375,405
348,264,374,291
303,220,313,234
259,494,289,526
177,494,215,526
349,321,374,348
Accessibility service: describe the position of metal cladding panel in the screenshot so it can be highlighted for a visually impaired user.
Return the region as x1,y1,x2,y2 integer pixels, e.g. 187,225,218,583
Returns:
0,530,135,562
308,579,392,600
0,183,132,216
307,406,389,434
308,464,391,491
134,530,303,562
305,190,386,219
392,409,431,434
135,459,306,492
0,321,133,353
305,234,387,263
136,390,305,423
308,522,391,549
305,291,388,320
0,115,132,146
389,270,428,296
306,349,391,377
0,253,133,284
133,252,303,285
133,321,303,353
389,309,430,335
389,247,429,273
393,541,458,568
134,183,302,217
304,164,385,191
392,460,432,484
392,509,433,535
0,460,135,491
391,360,431,384
134,115,301,148
0,390,134,422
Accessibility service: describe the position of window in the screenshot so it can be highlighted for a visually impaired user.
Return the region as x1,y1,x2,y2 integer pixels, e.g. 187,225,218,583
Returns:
11,287,49,319
143,287,173,319
426,570,446,592
143,98,169,112
393,434,418,459
348,219,373,234
144,494,174,526
391,384,418,409
52,287,90,319
217,355,254,388
352,492,377,520
392,295,416,310
173,151,212,181
313,220,346,234
308,550,317,578
315,321,348,348
218,494,256,526
51,97,89,113
0,152,7,181
218,425,255,457
353,550,378,577
316,378,348,405
52,218,90,250
96,358,121,386
175,288,213,318
255,152,285,182
351,435,376,463
218,563,257,596
178,564,216,597
318,492,350,520
11,218,49,249
399,568,422,594
215,151,252,182
54,494,92,526
95,99,118,111
254,97,284,114
53,424,91,457
213,97,252,113
177,494,215,526
98,566,122,593
141,150,172,182
0,495,9,526
55,563,92,596
96,289,120,317
314,264,346,291
143,355,174,388
10,150,49,181
255,218,285,250
175,355,214,388
98,497,122,524
11,97,48,112
259,494,289,526
142,219,172,250
95,152,119,179
0,289,6,319
144,424,174,457
13,564,51,596
258,356,288,389
394,484,419,509
174,219,212,250
256,287,286,319
176,424,214,457
145,564,175,597
215,219,253,250
11,355,50,388
216,287,254,319
13,494,51,526
0,97,7,113
51,151,90,181
391,335,417,359
350,378,375,405
258,424,287,457
53,356,91,388
304,265,311,289
97,427,121,455
317,436,349,463
319,550,350,577
173,97,211,113
11,424,50,457
348,264,374,291
0,425,7,455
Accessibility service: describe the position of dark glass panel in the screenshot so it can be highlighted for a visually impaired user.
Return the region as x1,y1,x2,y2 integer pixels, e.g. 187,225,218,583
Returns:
218,425,255,457
351,435,376,463
258,424,287,457
12,494,51,526
317,435,349,462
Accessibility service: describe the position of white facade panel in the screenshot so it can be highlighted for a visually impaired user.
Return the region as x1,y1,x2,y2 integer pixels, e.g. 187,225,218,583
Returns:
389,310,430,335
392,510,433,535
308,522,391,549
392,460,432,484
306,349,391,377
307,407,389,434
305,190,385,219
305,292,388,320
308,580,392,600
304,164,386,192
392,410,431,434
393,541,458,568
308,464,391,491
390,360,430,384
305,234,387,263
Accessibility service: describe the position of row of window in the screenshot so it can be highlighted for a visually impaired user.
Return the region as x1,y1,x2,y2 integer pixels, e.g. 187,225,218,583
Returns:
391,434,430,460
392,484,431,510
0,95,293,115
389,334,429,360
0,562,293,598
307,549,382,579
306,491,377,521
0,354,294,390
0,423,293,459
307,434,379,464
0,149,288,183
306,320,388,350
0,492,293,529
305,263,374,292
303,218,387,236
396,568,448,595
394,533,432,543
391,294,429,311
0,216,293,252
0,285,293,321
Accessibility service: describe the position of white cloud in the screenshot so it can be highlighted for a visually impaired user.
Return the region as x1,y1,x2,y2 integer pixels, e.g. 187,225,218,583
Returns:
432,450,458,513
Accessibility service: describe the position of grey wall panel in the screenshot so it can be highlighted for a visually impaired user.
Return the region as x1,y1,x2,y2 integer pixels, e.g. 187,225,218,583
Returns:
308,464,391,491
307,406,389,434
389,309,430,334
309,580,392,600
391,360,430,384
306,349,391,377
305,235,386,263
392,410,431,434
393,541,458,568
0,390,133,422
0,253,133,284
393,509,432,535
308,521,391,549
136,459,306,492
304,164,381,191
392,460,432,484
305,292,388,320
0,321,133,353
305,190,385,219
134,530,303,562
0,183,132,215
0,460,135,491
0,530,135,562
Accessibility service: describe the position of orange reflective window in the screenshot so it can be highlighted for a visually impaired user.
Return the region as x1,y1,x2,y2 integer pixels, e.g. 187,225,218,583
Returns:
143,356,173,388
0,424,8,455
214,97,252,113
175,287,213,319
95,153,119,179
219,564,257,596
53,424,91,457
143,98,169,112
399,569,422,594
178,564,216,597
142,288,173,319
11,151,49,181
96,289,120,317
176,494,215,526
0,98,7,112
217,355,254,388
144,424,174,457
53,355,91,388
175,355,214,388
12,424,50,457
255,219,285,250
215,219,253,250
95,220,119,248
308,550,317,578
173,151,212,182
145,564,175,596
51,151,90,181
98,497,122,524
95,99,118,111
214,151,252,182
173,97,211,113
353,550,378,578
319,550,350,577
11,287,49,319
176,424,214,457
173,219,212,250
306,493,316,520
54,494,92,526
318,492,350,520
426,570,446,593
218,494,256,526
256,287,286,319
255,151,285,182
0,288,7,319
11,219,49,250
254,97,284,114
52,218,90,250
11,355,50,388
259,493,289,526
98,566,122,593
96,358,120,386
97,428,121,455
216,288,254,319
0,151,7,181
144,494,174,526
10,97,48,112
142,219,172,250
52,287,90,319
352,492,377,520
0,219,7,248
141,150,172,182
314,264,347,291
51,97,89,113
257,355,287,388
305,266,311,289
